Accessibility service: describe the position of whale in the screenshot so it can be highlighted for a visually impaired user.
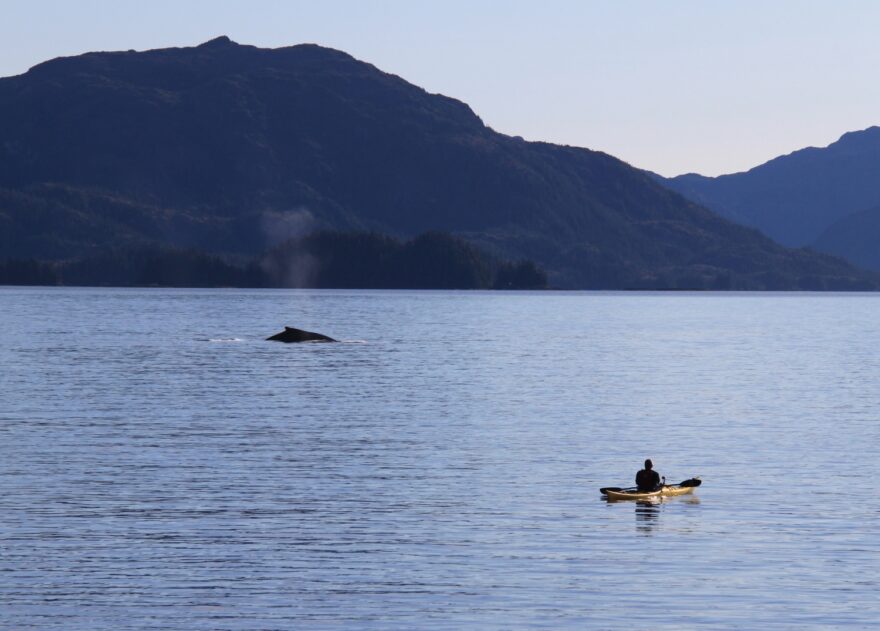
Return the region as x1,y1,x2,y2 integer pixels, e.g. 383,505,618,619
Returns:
266,326,337,343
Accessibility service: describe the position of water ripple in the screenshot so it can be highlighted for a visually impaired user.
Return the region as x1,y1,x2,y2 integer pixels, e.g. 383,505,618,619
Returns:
2,288,879,629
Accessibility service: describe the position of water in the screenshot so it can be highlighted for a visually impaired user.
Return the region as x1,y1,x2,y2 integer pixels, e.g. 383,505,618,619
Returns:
2,288,879,629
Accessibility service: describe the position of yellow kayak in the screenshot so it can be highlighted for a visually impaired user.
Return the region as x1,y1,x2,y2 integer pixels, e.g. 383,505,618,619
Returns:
601,478,701,501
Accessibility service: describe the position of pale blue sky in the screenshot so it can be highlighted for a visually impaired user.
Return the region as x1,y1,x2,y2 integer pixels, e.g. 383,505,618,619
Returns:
2,0,878,176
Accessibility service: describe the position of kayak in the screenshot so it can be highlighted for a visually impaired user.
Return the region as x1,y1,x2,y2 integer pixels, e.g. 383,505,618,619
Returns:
601,478,701,501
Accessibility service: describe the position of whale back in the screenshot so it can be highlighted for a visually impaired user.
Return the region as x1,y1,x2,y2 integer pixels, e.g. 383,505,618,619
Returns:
267,326,337,343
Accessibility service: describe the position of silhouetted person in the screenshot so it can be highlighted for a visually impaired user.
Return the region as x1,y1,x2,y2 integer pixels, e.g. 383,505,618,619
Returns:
636,459,662,492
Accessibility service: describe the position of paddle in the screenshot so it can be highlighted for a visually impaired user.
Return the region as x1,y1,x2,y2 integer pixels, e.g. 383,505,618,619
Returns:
600,477,700,494
599,486,630,494
678,477,702,488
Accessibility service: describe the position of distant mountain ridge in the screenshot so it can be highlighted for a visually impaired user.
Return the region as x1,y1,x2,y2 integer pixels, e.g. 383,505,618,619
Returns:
0,37,876,289
814,203,880,271
658,127,880,248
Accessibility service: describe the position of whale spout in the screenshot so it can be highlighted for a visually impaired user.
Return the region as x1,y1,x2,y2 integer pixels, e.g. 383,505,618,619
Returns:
266,326,337,343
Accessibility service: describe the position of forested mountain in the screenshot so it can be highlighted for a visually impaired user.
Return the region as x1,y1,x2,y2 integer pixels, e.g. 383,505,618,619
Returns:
659,127,880,248
0,231,546,289
0,37,876,289
813,204,880,271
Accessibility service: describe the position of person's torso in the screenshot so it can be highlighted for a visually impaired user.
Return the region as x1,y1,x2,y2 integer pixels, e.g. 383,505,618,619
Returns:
636,469,660,490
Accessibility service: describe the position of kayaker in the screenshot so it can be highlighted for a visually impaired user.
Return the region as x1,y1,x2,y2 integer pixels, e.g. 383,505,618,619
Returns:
635,459,662,492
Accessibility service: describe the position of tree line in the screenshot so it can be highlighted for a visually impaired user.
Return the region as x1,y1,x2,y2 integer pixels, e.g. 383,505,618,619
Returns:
0,231,548,290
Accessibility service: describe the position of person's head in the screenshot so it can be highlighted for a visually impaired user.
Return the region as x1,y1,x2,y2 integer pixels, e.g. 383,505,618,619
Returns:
644,459,653,470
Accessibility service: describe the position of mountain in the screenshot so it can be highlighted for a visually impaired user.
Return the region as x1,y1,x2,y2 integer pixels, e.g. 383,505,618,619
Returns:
813,204,880,271
0,36,876,289
659,127,880,248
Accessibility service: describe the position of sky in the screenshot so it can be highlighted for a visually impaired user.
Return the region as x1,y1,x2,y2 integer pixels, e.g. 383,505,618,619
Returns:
2,0,879,177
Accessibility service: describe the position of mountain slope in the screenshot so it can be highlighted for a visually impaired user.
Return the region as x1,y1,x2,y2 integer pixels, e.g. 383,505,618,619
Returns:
0,37,876,288
659,127,880,247
813,204,880,271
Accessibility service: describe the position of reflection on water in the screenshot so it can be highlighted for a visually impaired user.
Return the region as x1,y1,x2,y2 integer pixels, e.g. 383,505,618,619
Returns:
605,495,702,535
635,500,661,534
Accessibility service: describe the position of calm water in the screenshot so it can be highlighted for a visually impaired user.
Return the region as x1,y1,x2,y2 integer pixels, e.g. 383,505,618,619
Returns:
2,288,879,629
